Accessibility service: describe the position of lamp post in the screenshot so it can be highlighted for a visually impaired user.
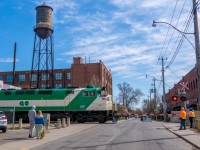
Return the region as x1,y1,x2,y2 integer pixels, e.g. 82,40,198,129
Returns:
152,20,195,50
152,0,200,109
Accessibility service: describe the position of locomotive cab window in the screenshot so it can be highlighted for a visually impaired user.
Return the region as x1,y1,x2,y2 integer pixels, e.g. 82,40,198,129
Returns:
4,91,11,95
82,91,96,97
39,90,52,95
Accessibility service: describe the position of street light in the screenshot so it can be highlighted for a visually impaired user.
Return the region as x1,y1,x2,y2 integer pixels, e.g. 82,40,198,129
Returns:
152,20,195,50
152,0,200,109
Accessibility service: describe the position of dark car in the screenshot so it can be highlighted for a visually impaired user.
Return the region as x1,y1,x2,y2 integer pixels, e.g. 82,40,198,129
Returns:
0,111,7,133
141,115,147,121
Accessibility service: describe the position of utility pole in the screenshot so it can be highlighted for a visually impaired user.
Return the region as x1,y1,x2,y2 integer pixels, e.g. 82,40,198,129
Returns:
13,42,17,86
158,57,167,114
146,75,157,112
149,90,152,113
153,78,156,102
151,79,156,111
193,0,200,108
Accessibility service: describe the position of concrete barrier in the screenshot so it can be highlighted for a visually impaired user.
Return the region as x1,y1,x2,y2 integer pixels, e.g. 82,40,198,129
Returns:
19,118,22,129
62,118,66,128
67,117,70,126
57,119,61,129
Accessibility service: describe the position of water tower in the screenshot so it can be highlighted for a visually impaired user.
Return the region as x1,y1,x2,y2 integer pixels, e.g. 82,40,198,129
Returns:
30,3,54,88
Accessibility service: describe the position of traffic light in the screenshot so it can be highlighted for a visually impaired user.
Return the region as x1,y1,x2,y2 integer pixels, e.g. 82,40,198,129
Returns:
180,96,186,101
172,95,178,101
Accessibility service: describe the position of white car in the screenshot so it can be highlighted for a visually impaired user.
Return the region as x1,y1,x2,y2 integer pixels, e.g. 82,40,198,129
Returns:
0,111,7,133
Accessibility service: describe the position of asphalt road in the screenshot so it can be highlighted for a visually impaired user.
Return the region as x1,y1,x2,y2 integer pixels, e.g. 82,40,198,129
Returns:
0,129,28,145
30,119,193,150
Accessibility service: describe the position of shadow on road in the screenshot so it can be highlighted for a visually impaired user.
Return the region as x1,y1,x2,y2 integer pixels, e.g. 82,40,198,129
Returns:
55,137,179,149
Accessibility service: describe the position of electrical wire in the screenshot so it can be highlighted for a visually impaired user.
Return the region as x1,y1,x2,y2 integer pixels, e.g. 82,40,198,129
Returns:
166,66,181,79
166,9,193,68
165,0,187,59
163,0,180,57
152,0,179,77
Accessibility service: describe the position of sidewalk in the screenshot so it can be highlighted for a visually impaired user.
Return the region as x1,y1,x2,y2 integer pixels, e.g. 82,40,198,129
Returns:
163,123,200,149
0,123,99,150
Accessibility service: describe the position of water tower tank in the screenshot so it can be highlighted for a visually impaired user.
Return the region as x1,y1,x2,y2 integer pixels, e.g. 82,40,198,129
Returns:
34,3,53,39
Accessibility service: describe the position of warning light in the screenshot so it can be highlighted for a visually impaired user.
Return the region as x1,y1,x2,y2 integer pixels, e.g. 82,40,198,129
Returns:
180,96,186,101
172,96,178,101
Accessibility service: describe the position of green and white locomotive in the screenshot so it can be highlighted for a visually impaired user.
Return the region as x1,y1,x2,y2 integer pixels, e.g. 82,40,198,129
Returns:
0,86,116,123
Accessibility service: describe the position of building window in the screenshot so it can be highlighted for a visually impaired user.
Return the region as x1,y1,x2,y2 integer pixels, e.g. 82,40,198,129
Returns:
55,84,62,88
31,84,37,88
55,73,62,80
0,75,2,80
6,75,13,83
67,83,71,87
66,72,71,80
18,75,25,82
42,74,49,81
193,80,195,89
41,84,46,89
196,79,198,88
31,74,37,81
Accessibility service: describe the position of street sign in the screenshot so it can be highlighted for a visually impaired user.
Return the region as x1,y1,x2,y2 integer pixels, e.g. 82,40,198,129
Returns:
179,82,189,91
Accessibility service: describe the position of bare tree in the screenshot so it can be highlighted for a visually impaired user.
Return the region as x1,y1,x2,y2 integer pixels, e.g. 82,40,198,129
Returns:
117,82,144,109
142,96,161,114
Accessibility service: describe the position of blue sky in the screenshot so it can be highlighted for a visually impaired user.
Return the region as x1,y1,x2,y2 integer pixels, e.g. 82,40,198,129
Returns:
0,0,197,105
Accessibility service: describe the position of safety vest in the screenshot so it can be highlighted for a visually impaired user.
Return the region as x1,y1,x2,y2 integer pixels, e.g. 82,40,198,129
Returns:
180,110,186,119
189,111,195,118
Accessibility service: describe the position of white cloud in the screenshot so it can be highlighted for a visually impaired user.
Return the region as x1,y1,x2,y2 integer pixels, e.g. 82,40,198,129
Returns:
33,0,196,96
0,58,18,63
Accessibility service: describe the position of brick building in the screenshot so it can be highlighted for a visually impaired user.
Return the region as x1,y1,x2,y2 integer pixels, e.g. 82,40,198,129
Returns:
0,57,112,94
165,67,198,111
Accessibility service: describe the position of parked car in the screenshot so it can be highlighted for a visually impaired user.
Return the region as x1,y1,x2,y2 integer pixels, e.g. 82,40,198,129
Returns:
0,111,7,133
141,114,147,121
143,117,152,122
141,115,152,122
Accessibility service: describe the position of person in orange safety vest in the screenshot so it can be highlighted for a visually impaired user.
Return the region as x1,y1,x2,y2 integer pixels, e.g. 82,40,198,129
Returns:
179,107,186,130
188,108,195,128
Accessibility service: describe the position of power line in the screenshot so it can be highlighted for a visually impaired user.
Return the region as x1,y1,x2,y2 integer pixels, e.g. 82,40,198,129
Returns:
165,0,187,59
152,0,180,77
166,8,193,68
166,66,181,79
163,0,180,57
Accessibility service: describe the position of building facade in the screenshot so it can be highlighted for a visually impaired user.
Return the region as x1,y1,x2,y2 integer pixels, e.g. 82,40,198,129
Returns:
165,67,198,111
0,57,112,95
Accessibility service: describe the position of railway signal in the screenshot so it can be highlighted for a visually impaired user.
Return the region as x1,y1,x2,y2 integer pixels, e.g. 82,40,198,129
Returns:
180,96,186,101
172,96,178,101
179,91,187,101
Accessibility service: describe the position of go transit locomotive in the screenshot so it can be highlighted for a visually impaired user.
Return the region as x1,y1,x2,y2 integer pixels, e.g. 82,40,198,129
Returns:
0,86,116,123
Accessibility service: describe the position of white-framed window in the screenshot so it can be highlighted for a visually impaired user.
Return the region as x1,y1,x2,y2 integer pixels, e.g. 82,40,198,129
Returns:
55,84,62,88
18,75,25,82
31,84,37,88
66,72,71,80
41,84,49,88
67,83,71,87
55,73,62,80
42,74,49,81
31,74,37,81
6,75,13,83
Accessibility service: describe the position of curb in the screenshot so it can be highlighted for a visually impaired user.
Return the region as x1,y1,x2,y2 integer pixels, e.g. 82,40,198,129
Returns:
163,124,200,149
